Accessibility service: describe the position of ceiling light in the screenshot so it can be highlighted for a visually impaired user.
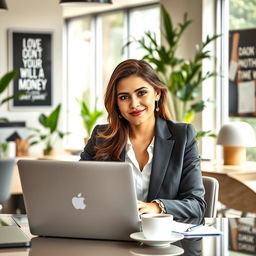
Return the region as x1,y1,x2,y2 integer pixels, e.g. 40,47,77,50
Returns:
59,0,112,6
0,0,8,11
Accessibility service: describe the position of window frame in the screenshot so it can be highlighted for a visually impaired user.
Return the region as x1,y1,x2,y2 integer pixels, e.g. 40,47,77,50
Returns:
63,3,160,150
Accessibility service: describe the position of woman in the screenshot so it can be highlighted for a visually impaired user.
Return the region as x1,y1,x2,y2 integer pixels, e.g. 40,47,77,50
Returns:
80,59,206,219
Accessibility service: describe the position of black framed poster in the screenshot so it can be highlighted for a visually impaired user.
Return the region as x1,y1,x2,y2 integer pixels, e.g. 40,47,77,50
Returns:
229,29,256,117
8,30,52,109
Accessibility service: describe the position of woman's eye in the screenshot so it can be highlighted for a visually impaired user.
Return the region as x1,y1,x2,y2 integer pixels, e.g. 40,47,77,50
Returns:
119,95,129,100
138,90,147,96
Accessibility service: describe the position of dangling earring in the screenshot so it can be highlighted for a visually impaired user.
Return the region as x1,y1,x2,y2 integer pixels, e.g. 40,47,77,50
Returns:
155,101,159,112
119,114,122,119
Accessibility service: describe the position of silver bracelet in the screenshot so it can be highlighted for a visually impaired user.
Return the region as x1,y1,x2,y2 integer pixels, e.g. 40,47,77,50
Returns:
152,199,166,213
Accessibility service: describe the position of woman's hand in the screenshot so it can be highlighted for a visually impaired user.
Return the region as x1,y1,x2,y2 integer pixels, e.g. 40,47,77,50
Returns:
137,200,161,215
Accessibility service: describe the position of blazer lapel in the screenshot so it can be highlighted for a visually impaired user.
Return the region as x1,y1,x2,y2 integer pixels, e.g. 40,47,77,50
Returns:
147,117,174,201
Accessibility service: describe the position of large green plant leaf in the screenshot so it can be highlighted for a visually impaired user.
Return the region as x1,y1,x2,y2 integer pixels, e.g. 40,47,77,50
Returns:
81,101,90,116
86,110,104,134
29,140,40,146
77,97,104,135
196,130,217,140
161,5,175,47
177,83,200,101
176,13,193,42
46,104,61,133
190,100,207,112
1,91,28,105
0,70,28,108
39,114,48,127
38,104,61,133
0,70,17,94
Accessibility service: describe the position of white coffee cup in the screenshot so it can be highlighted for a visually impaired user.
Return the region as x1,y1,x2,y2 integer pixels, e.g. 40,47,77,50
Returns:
141,213,173,240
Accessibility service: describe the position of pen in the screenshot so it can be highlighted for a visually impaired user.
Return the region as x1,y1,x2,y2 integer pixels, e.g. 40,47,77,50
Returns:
186,224,204,232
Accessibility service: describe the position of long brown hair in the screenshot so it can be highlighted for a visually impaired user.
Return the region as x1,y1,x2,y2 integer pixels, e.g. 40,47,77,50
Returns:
95,59,171,160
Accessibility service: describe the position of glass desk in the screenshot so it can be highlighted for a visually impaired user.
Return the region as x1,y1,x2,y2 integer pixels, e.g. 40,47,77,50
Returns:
0,215,255,256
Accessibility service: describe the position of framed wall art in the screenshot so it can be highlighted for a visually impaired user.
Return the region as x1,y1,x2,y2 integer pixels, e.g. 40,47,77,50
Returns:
8,29,53,109
229,28,256,117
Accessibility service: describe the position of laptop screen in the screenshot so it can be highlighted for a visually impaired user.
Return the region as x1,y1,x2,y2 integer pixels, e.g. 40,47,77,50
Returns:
18,160,140,241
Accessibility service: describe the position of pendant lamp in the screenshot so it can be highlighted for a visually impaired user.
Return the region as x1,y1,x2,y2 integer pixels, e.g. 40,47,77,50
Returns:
60,0,112,5
0,0,8,11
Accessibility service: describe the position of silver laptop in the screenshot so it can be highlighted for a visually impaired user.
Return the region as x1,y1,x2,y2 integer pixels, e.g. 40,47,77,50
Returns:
18,160,140,241
0,216,30,248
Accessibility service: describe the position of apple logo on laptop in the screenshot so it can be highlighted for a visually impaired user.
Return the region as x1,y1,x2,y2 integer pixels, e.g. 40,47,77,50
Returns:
72,193,86,210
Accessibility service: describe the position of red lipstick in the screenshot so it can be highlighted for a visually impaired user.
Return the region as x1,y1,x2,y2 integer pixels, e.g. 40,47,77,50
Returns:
130,110,144,116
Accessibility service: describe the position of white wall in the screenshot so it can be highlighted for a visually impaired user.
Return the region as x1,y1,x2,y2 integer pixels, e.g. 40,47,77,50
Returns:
0,0,64,155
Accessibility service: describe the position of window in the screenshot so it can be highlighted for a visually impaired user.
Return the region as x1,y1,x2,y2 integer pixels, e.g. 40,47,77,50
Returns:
65,4,160,149
66,17,95,150
96,11,125,104
129,6,160,59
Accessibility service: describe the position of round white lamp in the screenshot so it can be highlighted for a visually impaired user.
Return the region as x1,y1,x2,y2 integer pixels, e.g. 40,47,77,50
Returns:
217,122,256,165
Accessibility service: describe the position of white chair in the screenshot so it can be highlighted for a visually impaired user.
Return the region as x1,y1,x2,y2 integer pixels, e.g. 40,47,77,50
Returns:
202,176,219,217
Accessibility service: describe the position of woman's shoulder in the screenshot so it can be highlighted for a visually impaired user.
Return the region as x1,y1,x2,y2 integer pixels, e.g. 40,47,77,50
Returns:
163,118,193,130
159,117,196,138
93,123,108,132
89,124,108,139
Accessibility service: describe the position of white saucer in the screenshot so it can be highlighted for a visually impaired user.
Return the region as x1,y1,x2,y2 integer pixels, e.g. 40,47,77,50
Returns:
130,232,184,247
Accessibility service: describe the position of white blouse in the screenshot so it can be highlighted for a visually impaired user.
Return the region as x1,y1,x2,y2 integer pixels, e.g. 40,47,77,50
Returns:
125,137,154,201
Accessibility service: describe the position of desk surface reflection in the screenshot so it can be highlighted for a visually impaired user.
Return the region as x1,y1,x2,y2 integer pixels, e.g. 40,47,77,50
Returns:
0,215,255,256
29,237,186,256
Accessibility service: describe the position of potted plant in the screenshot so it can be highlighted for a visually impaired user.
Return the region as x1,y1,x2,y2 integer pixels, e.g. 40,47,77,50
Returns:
77,91,104,144
131,5,219,139
28,104,69,155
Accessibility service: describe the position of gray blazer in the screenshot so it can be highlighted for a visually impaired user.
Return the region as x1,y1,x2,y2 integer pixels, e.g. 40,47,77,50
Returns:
80,116,206,219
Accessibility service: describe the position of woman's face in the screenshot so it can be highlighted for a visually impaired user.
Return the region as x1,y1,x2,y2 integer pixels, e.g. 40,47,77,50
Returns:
116,75,160,127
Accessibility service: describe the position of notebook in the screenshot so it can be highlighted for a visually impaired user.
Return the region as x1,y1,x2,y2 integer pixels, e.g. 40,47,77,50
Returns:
17,160,140,241
0,216,30,248
172,221,223,237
